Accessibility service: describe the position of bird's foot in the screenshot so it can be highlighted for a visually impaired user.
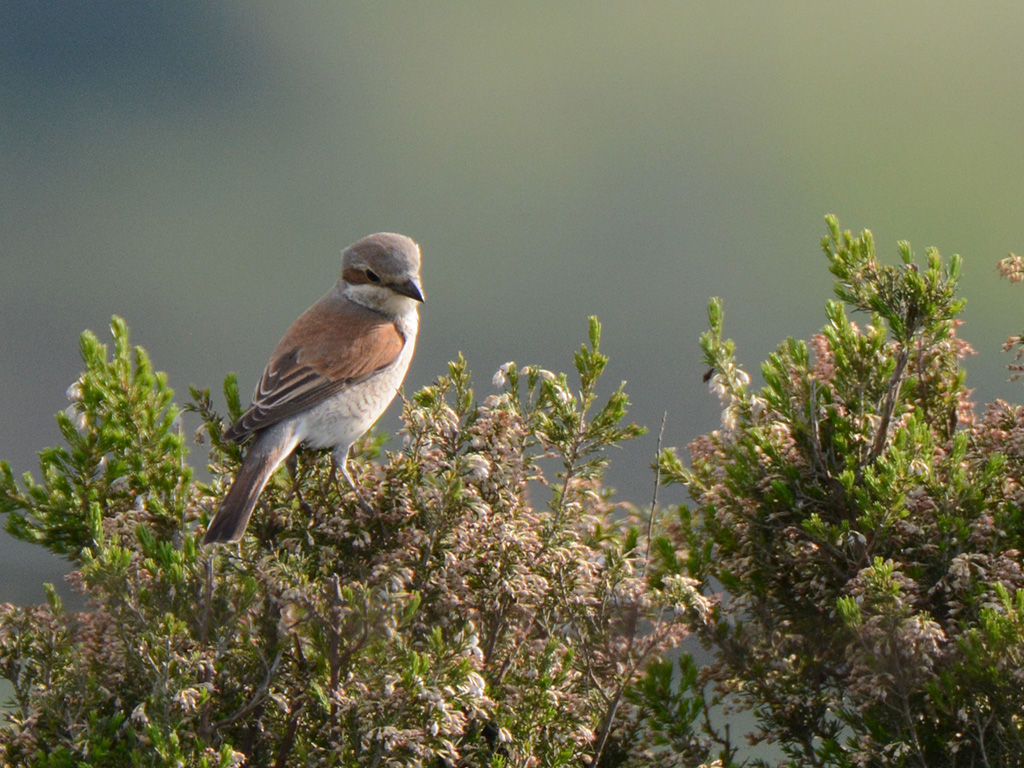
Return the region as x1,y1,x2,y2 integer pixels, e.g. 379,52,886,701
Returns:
331,456,375,515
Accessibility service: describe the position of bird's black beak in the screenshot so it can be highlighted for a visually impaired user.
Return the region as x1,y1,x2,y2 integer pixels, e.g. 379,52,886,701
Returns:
394,278,425,303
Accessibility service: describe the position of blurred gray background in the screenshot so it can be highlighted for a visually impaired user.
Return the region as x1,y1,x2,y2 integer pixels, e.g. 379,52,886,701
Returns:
4,3,1024,606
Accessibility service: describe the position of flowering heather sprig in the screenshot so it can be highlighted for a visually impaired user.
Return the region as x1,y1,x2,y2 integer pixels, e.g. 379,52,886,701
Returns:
998,254,1024,381
998,253,1024,283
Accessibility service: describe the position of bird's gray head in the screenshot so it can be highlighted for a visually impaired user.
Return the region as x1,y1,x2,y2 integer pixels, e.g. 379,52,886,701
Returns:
340,232,425,312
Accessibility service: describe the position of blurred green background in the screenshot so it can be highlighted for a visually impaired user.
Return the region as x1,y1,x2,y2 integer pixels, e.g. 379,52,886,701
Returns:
3,3,1024,607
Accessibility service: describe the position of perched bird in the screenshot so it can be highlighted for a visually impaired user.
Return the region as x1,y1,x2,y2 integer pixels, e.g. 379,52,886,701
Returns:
204,233,424,545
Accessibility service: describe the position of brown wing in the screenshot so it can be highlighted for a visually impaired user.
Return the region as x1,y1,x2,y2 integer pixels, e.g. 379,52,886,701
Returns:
223,293,406,443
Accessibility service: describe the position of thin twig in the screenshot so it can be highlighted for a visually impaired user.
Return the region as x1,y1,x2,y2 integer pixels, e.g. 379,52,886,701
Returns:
198,556,215,741
273,698,306,768
644,411,668,574
868,345,910,464
213,648,284,730
201,555,214,645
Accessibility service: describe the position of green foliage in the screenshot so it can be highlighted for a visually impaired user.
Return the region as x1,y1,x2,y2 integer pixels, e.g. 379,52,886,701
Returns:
659,217,1024,766
0,316,702,767
823,214,964,344
0,317,190,558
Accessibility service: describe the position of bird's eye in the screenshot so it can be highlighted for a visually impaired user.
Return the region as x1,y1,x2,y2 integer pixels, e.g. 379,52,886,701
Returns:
365,269,382,284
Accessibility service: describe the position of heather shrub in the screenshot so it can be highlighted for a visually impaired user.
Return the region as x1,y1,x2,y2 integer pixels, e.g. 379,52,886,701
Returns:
656,216,1024,766
0,316,704,767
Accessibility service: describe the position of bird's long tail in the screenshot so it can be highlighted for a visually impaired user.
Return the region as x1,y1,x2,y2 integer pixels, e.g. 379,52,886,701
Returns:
204,430,298,544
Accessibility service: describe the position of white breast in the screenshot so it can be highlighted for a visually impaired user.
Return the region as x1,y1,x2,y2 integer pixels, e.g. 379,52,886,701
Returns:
296,309,418,454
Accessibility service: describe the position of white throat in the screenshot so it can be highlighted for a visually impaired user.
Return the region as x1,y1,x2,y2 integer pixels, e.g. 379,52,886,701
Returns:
343,281,420,322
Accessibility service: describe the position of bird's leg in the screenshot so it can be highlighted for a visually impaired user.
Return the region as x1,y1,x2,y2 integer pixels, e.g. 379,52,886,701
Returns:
332,452,374,515
286,452,302,499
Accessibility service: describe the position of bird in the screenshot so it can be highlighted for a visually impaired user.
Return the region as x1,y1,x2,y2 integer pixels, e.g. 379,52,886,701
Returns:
203,232,424,545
